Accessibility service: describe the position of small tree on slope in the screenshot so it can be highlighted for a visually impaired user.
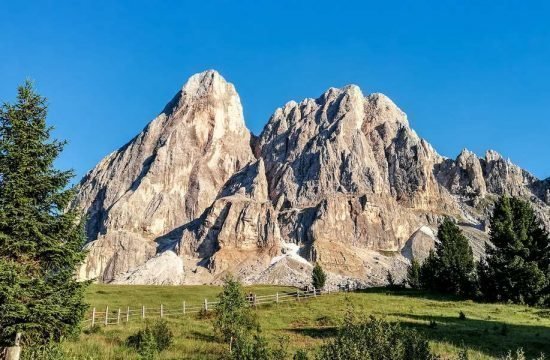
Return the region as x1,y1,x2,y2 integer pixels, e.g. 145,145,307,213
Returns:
0,81,88,346
214,275,257,353
478,196,550,306
312,263,327,290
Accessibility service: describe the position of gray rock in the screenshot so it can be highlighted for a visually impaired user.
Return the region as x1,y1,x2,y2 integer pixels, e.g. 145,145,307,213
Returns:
73,70,550,287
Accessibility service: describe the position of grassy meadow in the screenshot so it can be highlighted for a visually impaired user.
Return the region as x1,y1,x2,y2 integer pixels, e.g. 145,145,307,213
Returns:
61,284,550,359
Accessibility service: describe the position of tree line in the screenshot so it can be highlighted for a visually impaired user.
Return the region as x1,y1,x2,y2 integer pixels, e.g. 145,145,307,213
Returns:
407,197,550,307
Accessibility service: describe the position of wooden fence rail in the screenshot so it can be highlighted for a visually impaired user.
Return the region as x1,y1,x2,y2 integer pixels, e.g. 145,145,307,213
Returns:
85,288,336,327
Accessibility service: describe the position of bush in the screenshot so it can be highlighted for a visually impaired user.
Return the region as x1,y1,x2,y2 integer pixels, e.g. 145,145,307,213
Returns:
293,349,310,360
318,316,439,360
126,319,173,358
21,343,66,360
150,319,173,352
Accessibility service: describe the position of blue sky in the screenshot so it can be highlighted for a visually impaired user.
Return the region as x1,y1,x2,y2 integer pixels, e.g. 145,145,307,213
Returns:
1,0,549,180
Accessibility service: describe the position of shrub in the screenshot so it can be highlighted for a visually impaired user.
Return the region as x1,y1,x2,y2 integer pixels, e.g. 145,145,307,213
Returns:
293,349,310,360
318,316,439,360
21,343,66,360
126,319,173,358
126,326,157,359
150,319,173,352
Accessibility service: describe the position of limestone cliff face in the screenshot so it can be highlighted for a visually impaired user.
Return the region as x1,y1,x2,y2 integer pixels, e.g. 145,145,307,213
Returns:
73,70,550,286
74,70,255,281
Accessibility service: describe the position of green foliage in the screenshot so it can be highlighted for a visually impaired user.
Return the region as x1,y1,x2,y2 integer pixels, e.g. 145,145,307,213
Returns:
420,218,477,297
478,196,550,306
126,319,173,358
293,349,310,360
127,327,157,360
406,259,422,289
457,348,470,360
318,315,439,360
0,81,88,346
149,319,173,352
215,275,258,353
21,343,66,360
499,348,546,360
312,263,327,290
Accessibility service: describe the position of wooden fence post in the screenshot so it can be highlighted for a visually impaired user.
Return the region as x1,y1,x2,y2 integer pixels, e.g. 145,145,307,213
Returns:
313,287,317,297
91,307,96,327
297,290,300,302
204,298,208,311
126,306,130,323
276,292,279,304
160,304,164,318
117,308,121,324
142,305,145,320
5,332,22,360
104,306,109,325
183,301,186,315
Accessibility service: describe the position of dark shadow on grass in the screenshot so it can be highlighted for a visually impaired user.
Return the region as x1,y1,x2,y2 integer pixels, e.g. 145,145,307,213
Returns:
354,287,464,302
189,331,219,343
287,326,338,339
389,312,550,358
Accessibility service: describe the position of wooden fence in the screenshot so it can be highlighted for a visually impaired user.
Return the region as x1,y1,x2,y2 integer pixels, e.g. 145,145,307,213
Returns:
84,287,336,327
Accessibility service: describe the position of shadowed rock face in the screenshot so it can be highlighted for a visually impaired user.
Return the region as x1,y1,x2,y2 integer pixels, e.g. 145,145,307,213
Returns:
73,70,549,286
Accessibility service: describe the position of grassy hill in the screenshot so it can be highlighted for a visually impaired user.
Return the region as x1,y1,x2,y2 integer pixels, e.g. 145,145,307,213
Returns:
61,284,550,359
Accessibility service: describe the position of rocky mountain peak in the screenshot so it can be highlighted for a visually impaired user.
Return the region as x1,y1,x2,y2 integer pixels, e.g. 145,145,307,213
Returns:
73,70,549,287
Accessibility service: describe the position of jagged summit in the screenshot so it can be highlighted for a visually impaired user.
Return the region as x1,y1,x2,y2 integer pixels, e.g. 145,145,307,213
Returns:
72,70,550,287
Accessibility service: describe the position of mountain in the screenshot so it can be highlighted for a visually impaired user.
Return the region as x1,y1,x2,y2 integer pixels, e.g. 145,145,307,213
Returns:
72,70,550,287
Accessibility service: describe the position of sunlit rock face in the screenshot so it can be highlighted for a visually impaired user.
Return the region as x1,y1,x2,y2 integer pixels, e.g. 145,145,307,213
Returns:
73,70,255,282
73,70,549,286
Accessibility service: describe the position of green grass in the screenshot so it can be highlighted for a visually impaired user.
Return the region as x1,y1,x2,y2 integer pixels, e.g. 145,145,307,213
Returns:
62,285,550,359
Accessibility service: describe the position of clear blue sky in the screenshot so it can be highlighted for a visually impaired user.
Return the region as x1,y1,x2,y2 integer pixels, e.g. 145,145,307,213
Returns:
1,0,549,180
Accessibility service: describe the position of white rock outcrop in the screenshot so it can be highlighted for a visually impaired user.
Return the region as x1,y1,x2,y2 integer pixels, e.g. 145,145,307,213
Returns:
73,70,550,286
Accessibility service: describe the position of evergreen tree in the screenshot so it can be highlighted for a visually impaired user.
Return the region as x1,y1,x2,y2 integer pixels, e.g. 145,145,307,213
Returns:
0,81,88,346
406,259,422,289
420,218,476,297
311,263,327,290
478,196,549,306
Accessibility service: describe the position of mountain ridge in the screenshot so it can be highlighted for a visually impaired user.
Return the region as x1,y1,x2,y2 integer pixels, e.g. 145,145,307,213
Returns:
73,70,550,287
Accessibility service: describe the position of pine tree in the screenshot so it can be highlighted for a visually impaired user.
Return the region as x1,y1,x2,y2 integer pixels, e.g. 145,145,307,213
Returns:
406,259,422,289
311,263,327,290
478,196,549,306
0,81,88,346
420,218,476,297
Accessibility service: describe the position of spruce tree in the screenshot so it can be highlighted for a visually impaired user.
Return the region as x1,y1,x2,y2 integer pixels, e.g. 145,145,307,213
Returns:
311,263,327,290
406,259,422,290
0,81,88,346
420,218,476,297
478,196,549,306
